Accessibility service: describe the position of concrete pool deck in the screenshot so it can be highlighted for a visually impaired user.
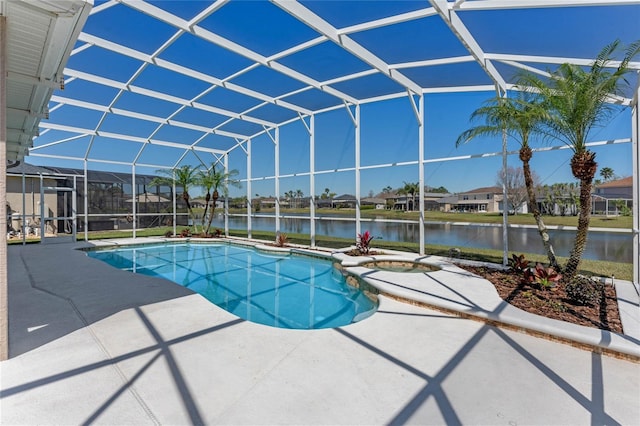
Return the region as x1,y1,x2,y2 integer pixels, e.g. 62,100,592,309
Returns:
1,238,639,425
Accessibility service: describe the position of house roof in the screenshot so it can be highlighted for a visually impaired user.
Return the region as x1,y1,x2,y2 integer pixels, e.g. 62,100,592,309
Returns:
597,176,632,188
438,195,460,204
460,186,501,195
334,194,356,201
6,162,54,176
6,162,161,184
362,197,386,204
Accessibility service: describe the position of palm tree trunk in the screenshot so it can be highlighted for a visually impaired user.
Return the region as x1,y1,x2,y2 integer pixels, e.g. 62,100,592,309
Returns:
564,151,597,280
183,192,197,234
201,192,211,234
521,147,559,269
205,190,218,235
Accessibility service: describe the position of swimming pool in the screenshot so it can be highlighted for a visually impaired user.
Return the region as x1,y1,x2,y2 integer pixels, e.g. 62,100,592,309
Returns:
87,242,378,329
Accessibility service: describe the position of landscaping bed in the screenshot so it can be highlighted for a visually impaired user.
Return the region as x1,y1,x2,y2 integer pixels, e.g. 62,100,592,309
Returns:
459,265,623,333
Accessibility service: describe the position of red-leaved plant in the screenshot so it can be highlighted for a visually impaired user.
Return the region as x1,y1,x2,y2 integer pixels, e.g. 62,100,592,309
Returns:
509,253,530,274
275,232,288,247
524,263,562,289
356,230,375,255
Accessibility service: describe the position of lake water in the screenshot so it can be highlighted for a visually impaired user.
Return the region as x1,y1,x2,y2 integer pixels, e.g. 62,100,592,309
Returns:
209,214,632,263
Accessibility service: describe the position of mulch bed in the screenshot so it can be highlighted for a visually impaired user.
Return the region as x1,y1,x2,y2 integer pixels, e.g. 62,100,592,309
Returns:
458,265,623,333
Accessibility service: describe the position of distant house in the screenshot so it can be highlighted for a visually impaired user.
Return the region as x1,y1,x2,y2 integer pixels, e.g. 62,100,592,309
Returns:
377,190,451,211
361,197,386,209
594,176,632,199
437,194,460,212
190,198,207,209
332,194,357,209
424,192,452,211
443,186,504,213
592,177,632,215
257,197,278,209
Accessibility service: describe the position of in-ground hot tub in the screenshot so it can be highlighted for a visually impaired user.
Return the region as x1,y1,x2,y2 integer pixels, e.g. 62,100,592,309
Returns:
358,260,441,273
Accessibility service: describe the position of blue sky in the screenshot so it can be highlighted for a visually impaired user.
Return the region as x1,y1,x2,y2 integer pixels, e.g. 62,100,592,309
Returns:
30,1,639,198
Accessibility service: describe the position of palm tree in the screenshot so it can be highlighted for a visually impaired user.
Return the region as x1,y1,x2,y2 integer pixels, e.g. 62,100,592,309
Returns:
197,168,215,233
401,181,419,211
296,189,304,208
285,190,294,208
456,94,560,269
599,167,614,182
198,164,240,236
150,165,199,233
519,39,640,279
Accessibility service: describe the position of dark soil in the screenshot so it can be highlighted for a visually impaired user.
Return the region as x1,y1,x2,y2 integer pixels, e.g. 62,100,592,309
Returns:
458,265,623,333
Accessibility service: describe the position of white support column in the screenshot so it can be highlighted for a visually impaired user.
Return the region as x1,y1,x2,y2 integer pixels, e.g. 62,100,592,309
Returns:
172,169,177,237
0,15,7,360
84,160,88,241
500,88,509,266
72,176,77,241
309,115,316,247
21,171,26,245
355,104,361,238
39,174,45,239
246,139,252,239
418,95,425,255
275,128,280,235
132,165,137,238
632,81,639,285
224,154,229,237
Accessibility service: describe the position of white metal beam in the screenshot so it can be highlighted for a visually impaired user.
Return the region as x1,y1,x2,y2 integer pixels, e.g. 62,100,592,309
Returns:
418,94,425,254
429,0,508,91
632,78,639,285
486,53,640,71
339,7,437,35
36,122,229,155
274,0,423,96
246,139,252,239
76,32,314,115
391,55,476,70
454,0,640,11
120,0,358,105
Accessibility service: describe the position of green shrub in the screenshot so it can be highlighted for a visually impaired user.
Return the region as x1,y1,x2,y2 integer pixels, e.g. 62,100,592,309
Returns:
565,275,603,306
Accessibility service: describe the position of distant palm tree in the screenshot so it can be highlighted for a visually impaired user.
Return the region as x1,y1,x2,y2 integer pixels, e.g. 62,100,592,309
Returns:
599,167,614,182
401,181,419,211
197,164,240,235
150,165,199,233
296,189,304,208
520,39,640,279
456,94,559,269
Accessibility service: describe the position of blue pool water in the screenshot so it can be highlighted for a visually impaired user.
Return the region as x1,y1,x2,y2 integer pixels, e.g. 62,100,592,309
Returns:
87,243,378,329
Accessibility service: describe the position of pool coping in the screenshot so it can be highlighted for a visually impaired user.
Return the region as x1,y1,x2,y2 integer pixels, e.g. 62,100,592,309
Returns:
83,237,639,361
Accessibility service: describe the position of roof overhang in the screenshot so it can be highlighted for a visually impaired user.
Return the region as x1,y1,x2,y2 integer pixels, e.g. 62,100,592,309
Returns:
2,0,91,163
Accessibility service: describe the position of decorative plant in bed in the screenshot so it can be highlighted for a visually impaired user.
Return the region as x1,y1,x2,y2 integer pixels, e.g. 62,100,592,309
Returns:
458,254,622,333
346,231,383,256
